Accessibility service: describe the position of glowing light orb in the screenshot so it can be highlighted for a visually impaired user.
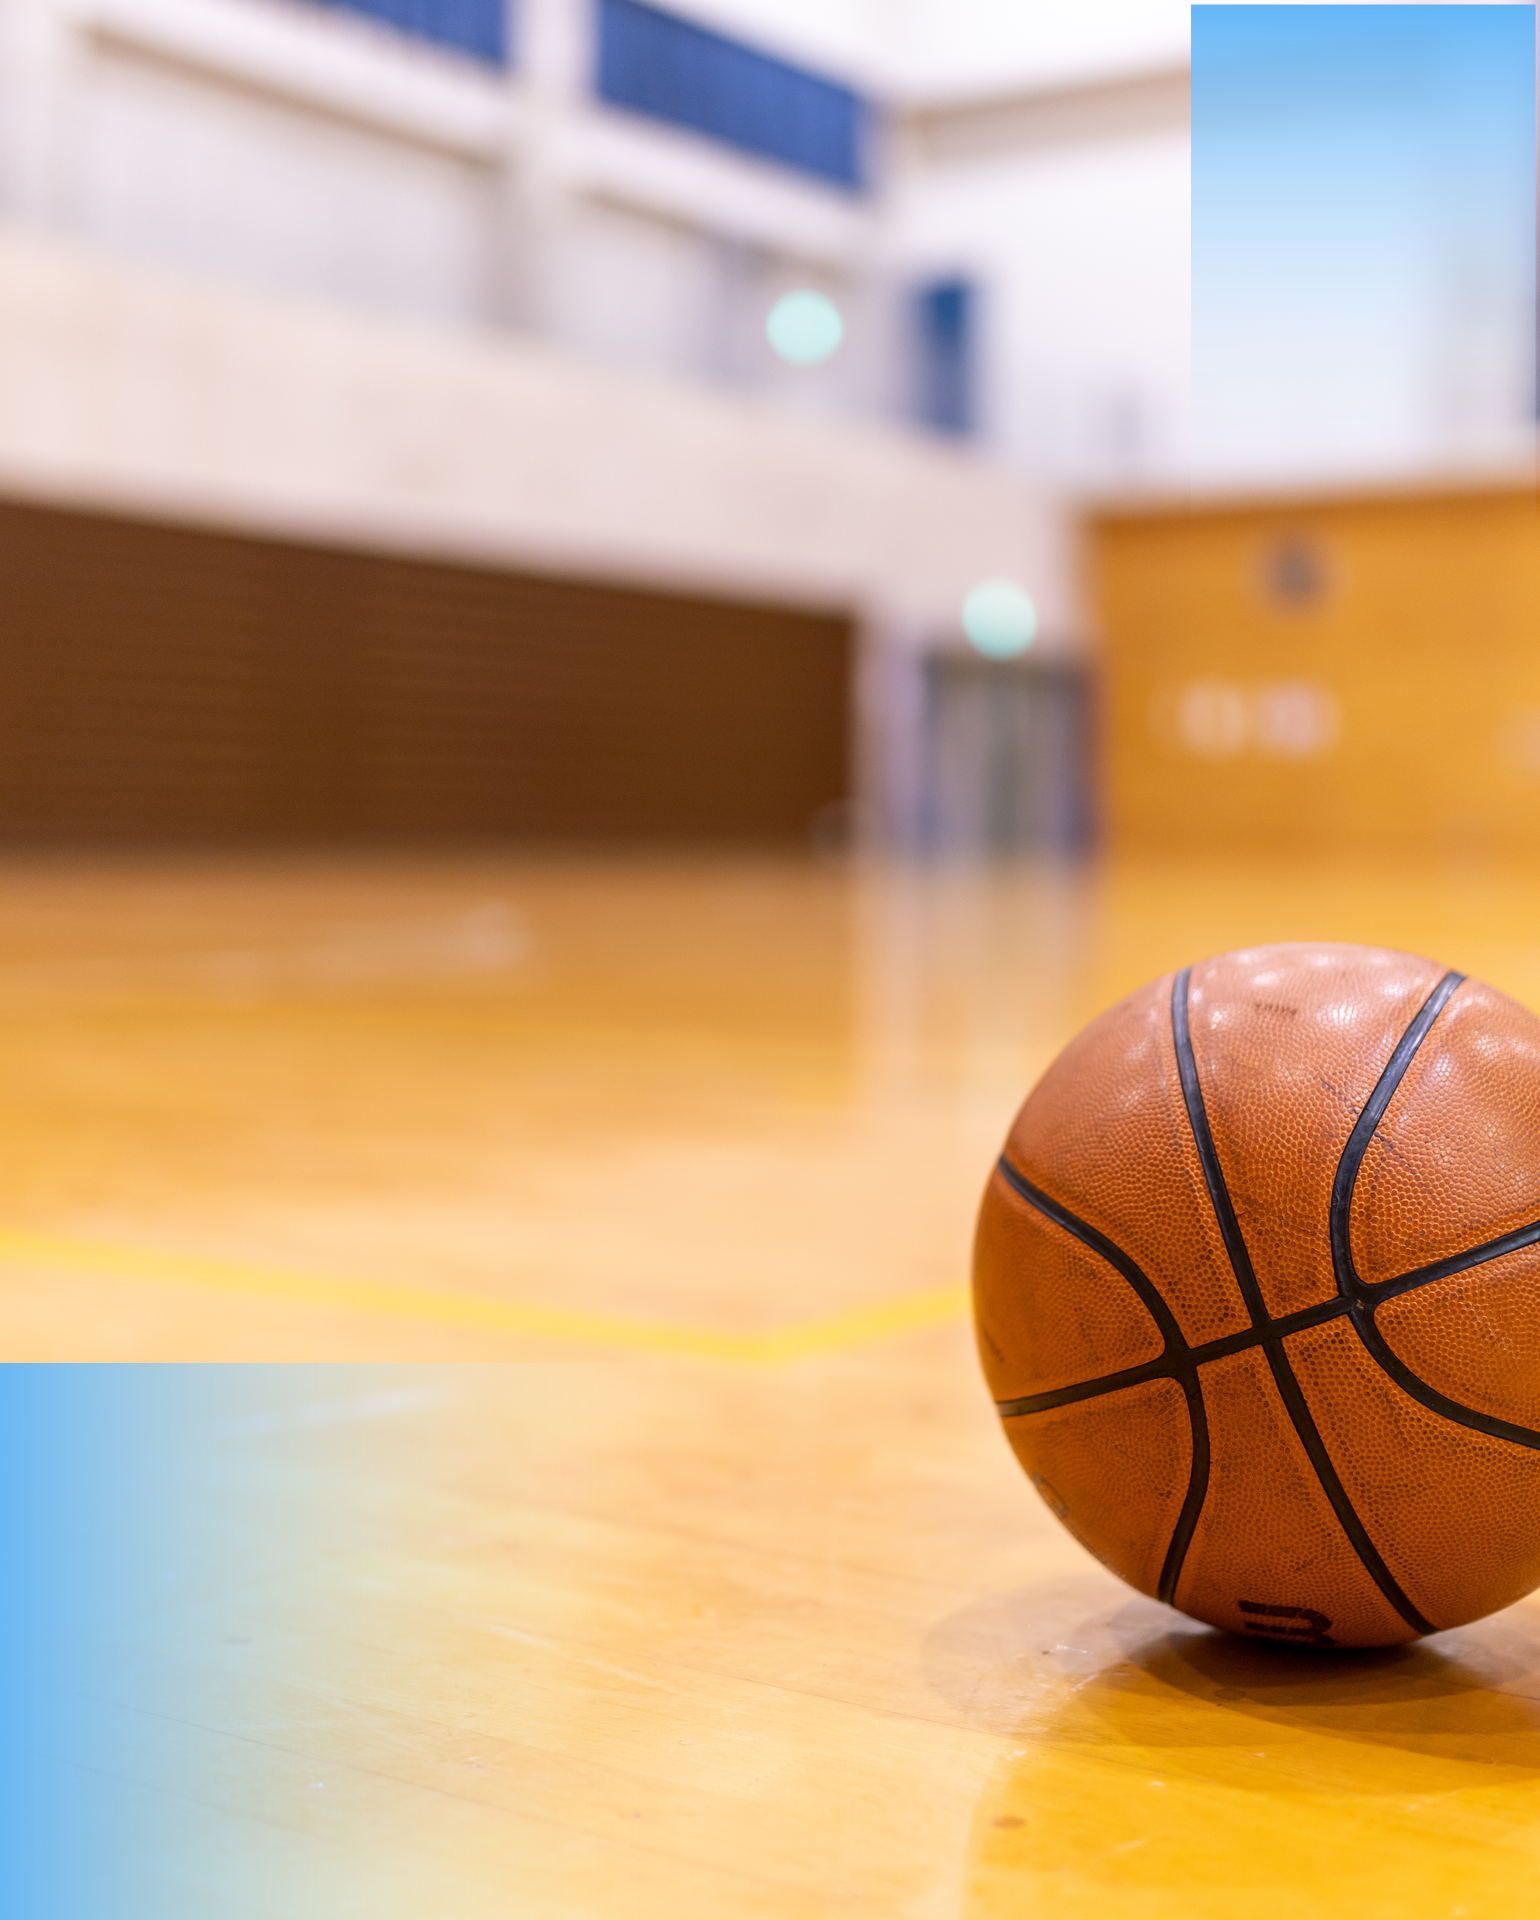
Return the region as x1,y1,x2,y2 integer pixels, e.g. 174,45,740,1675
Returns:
766,290,845,366
962,579,1038,658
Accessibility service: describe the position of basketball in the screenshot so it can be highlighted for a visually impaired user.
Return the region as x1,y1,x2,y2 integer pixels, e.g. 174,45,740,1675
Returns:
974,942,1540,1648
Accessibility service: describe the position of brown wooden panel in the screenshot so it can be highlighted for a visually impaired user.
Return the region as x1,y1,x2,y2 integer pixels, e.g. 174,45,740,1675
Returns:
1090,485,1540,856
0,496,852,844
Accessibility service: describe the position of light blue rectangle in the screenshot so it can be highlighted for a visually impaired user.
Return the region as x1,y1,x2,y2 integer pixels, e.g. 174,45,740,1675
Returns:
0,1366,412,1919
1192,4,1536,478
2,1369,210,1918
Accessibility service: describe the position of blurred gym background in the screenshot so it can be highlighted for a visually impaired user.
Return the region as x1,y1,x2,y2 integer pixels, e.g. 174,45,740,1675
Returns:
0,0,1531,860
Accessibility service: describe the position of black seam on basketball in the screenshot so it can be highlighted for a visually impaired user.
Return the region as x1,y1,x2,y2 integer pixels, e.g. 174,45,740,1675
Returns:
1329,971,1540,1454
1171,967,1272,1327
993,1294,1353,1418
1250,1330,1435,1634
995,1358,1171,1418
1362,1219,1540,1449
1329,969,1466,1293
993,1211,1540,1421
1354,1305,1540,1451
1171,967,1436,1638
1370,1217,1540,1301
1157,1375,1210,1605
990,1150,1207,1604
993,1156,1186,1353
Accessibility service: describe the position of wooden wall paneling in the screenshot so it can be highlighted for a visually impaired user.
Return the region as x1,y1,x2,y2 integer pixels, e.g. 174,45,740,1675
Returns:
0,498,853,844
1090,486,1540,857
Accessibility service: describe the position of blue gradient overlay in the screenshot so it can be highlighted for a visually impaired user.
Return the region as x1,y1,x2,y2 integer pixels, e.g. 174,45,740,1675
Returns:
1,1370,220,1917
1193,4,1537,475
0,1367,416,1918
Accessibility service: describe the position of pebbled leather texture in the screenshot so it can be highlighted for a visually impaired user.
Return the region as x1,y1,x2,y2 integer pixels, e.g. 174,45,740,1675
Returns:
975,940,1540,1647
1289,1316,1540,1631
1001,1377,1193,1602
973,1168,1165,1402
1376,1248,1540,1431
1170,1345,1414,1647
1352,976,1540,1283
1190,945,1445,1318
1002,972,1251,1347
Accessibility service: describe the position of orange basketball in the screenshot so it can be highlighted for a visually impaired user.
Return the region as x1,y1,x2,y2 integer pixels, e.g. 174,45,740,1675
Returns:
973,943,1540,1648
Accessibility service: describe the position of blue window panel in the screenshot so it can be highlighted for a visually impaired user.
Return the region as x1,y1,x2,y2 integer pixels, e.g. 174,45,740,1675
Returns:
596,0,866,191
914,279,975,435
319,0,510,65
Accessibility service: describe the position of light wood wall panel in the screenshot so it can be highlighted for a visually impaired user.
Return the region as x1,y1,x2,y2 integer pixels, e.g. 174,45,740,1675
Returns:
1091,485,1540,856
0,497,852,845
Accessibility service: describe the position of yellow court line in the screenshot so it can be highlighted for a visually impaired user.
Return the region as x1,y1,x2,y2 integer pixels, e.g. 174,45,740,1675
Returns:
0,1226,969,1362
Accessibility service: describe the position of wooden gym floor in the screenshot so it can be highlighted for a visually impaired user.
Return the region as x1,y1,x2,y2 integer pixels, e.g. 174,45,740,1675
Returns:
8,851,1540,1916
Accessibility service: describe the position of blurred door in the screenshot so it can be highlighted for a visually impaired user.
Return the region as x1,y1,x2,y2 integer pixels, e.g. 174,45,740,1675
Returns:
919,655,1091,854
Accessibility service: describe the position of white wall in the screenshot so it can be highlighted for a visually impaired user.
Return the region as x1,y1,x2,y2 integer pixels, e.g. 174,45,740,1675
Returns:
0,221,1073,639
73,36,498,320
0,0,1206,472
888,122,1191,488
0,0,894,404
884,0,1190,99
0,0,511,315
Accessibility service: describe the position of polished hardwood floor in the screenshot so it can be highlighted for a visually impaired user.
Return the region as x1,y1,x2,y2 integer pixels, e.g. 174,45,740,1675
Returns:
7,852,1539,1916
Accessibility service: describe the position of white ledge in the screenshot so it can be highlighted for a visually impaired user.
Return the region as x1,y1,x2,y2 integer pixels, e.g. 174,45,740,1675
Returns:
0,223,1075,636
70,0,514,161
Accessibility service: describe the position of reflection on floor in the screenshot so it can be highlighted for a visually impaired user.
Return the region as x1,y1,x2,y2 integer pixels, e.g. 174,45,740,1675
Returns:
10,851,1540,1361
11,854,1540,1914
